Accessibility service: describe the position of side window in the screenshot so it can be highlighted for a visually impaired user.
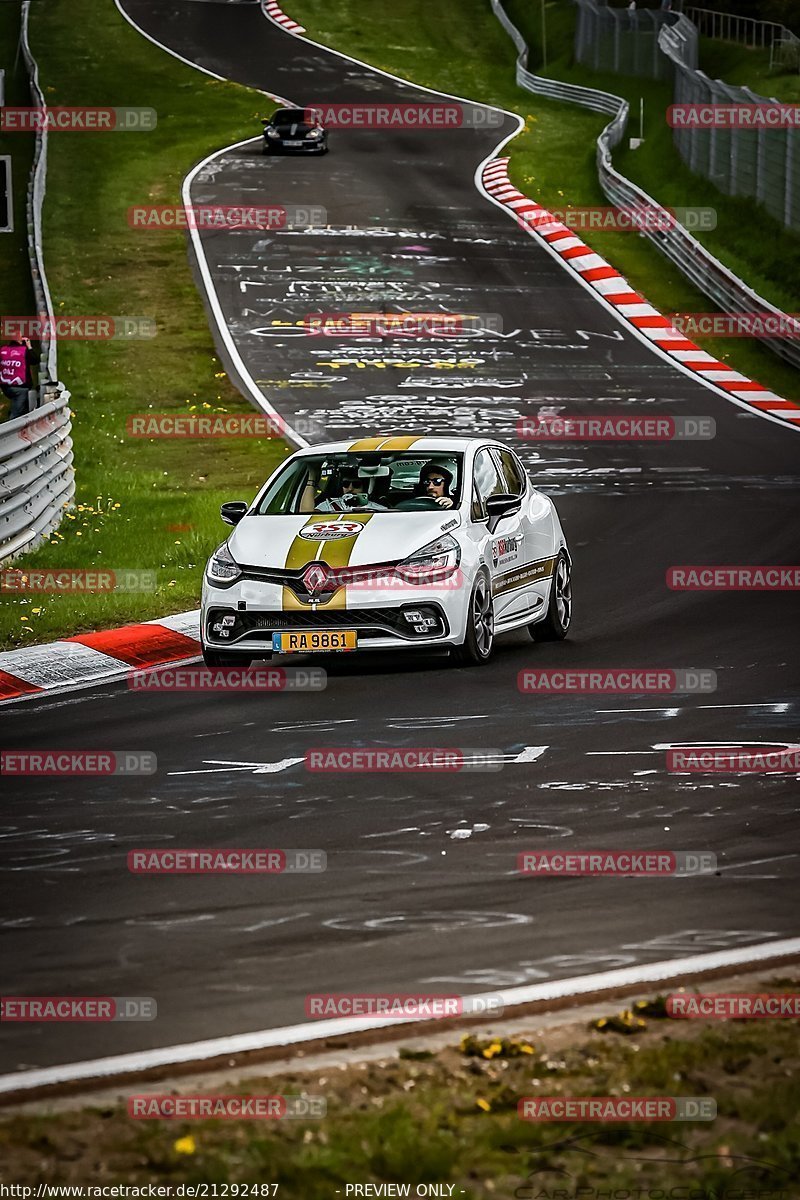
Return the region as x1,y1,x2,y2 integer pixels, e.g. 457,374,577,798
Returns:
471,449,506,522
494,449,527,498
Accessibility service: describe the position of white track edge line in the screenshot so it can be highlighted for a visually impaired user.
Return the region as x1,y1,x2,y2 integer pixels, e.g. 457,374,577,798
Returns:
264,0,799,437
114,0,227,79
259,1,523,120
475,164,800,434
181,140,309,450
2,937,798,1095
114,0,305,448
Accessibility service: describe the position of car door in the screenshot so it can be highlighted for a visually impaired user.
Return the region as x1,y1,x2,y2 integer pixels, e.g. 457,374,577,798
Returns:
470,447,527,625
491,446,557,619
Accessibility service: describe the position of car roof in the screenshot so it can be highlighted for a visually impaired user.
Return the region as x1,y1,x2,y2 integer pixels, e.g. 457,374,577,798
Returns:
292,435,506,456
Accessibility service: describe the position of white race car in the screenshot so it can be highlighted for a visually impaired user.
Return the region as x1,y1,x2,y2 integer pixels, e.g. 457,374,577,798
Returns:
201,435,572,666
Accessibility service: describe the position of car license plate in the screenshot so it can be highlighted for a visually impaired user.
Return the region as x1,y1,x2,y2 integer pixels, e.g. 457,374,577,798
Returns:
272,630,358,653
283,140,303,147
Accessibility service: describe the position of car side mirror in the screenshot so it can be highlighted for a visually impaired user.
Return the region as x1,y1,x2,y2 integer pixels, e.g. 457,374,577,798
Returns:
486,493,521,534
220,501,248,526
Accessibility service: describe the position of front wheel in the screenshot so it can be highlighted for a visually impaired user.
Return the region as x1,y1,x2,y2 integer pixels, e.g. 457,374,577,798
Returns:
202,647,253,668
453,571,494,666
530,551,572,641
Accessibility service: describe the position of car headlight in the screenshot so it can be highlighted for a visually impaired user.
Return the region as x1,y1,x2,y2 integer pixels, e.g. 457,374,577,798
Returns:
266,128,280,139
396,534,461,584
206,542,241,586
306,128,324,140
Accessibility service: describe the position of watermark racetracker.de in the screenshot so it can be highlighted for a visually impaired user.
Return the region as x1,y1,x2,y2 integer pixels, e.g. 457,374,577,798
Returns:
0,751,156,775
127,848,326,873
518,851,717,876
518,415,715,441
0,996,156,1021
518,668,716,694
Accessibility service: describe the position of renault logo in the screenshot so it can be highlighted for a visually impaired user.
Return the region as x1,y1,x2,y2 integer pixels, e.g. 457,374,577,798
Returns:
303,563,331,594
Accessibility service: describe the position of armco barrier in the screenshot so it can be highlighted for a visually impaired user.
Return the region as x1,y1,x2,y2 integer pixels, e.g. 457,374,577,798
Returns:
1,3,75,563
573,0,799,237
489,0,800,373
659,18,800,237
0,389,74,562
19,0,57,386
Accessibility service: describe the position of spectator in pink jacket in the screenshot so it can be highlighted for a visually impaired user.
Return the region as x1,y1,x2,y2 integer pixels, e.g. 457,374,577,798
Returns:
1,337,36,420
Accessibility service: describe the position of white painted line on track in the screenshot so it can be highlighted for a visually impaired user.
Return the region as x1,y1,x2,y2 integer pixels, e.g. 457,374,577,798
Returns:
2,937,798,1096
181,139,310,449
115,0,227,79
715,854,798,873
475,163,800,434
258,0,800,434
114,1,306,447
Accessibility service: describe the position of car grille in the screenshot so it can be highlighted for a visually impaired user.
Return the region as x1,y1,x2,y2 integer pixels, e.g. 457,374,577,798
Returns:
238,561,400,605
206,605,448,643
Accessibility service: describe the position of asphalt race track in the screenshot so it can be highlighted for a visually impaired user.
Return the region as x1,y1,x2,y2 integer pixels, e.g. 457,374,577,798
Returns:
1,0,798,1075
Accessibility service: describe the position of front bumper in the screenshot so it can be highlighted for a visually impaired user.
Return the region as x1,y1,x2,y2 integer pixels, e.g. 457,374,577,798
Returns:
201,576,466,654
263,137,327,154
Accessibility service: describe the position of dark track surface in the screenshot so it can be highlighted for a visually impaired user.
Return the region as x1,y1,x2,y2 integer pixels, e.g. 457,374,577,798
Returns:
1,0,798,1074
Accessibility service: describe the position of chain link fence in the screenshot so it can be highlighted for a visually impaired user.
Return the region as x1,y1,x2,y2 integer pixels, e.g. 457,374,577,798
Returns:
574,0,799,236
659,20,800,234
574,1,685,80
489,0,800,372
680,6,800,72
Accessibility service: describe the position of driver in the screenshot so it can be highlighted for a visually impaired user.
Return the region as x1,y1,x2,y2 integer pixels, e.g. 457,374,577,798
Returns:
317,468,386,512
418,462,455,510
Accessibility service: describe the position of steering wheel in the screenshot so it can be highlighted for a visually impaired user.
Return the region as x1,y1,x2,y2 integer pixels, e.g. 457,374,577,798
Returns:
394,497,441,511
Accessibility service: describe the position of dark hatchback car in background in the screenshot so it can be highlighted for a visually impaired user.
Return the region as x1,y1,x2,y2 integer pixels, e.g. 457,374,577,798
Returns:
262,107,328,154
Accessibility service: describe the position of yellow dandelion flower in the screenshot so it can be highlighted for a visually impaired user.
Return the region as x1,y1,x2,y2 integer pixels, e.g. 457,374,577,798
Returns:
173,1135,196,1155
476,1098,491,1112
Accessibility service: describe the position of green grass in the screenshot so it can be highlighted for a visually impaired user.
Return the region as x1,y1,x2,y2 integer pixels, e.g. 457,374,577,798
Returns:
506,0,800,314
289,0,800,403
2,1006,799,1193
698,37,800,103
0,0,292,651
3,0,799,651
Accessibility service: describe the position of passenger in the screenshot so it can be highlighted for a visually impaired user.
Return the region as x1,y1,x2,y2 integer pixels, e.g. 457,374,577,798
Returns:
316,468,386,512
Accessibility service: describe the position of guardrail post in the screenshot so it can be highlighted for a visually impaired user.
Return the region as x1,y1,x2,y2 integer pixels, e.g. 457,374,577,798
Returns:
786,127,795,231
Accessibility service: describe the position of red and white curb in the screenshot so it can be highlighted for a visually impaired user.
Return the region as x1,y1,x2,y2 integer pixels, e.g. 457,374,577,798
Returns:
0,610,200,704
262,0,305,35
482,158,800,431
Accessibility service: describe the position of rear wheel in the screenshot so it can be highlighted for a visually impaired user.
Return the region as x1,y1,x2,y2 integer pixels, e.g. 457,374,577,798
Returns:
202,648,253,668
453,571,494,666
530,551,572,641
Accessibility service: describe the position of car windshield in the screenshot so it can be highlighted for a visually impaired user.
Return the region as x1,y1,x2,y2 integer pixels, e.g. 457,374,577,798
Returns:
272,108,310,125
255,452,464,515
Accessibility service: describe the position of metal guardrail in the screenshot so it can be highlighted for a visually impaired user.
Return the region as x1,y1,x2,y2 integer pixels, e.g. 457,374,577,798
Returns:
0,391,75,561
0,2,74,563
574,0,678,80
681,6,800,71
659,18,800,237
574,0,799,237
489,0,800,372
19,0,57,386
